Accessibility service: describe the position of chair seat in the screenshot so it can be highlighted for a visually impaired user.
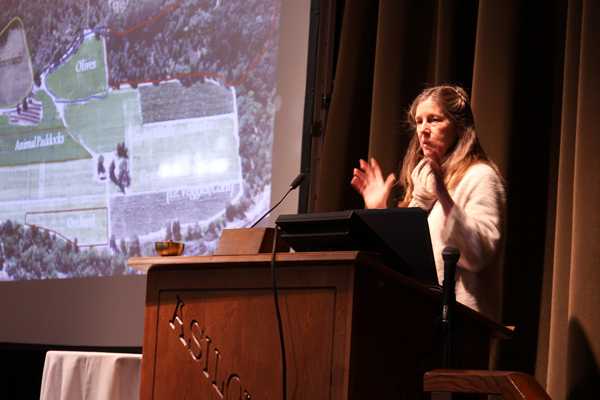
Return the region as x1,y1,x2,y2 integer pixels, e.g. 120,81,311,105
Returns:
424,369,551,399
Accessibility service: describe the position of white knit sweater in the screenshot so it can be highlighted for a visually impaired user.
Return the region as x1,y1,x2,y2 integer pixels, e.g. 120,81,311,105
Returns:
424,163,506,321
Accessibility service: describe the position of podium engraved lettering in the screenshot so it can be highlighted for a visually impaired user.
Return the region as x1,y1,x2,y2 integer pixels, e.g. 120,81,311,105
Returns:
167,294,252,399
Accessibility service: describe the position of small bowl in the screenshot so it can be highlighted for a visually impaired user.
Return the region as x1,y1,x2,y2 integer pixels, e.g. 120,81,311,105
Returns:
155,241,185,256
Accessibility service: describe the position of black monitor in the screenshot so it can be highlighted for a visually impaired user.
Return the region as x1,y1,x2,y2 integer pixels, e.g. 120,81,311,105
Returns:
275,208,438,286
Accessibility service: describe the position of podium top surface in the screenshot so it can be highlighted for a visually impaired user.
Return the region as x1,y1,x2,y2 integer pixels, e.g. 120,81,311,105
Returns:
128,250,365,272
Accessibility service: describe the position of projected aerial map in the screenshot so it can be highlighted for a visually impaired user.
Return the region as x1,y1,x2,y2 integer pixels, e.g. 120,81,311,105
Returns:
0,0,280,279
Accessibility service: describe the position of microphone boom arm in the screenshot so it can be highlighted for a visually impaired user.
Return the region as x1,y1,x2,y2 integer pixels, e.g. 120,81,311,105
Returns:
249,173,306,228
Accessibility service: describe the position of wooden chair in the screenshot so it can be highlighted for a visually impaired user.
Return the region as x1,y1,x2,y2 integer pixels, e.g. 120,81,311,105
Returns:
424,369,552,399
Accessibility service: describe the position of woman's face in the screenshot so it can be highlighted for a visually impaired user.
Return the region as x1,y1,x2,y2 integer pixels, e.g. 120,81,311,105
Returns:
414,97,457,159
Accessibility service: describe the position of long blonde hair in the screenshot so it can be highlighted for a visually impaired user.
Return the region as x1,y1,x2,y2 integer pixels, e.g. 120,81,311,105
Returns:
398,85,496,206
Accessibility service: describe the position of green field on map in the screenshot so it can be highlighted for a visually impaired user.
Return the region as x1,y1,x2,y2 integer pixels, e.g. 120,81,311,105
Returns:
0,91,91,167
25,207,108,246
131,115,240,193
64,90,138,153
45,35,107,100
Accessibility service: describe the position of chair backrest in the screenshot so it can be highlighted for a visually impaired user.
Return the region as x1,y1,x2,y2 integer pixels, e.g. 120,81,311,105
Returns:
424,369,552,399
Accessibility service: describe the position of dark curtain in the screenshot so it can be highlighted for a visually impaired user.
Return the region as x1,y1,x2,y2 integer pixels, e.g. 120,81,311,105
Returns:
308,0,600,397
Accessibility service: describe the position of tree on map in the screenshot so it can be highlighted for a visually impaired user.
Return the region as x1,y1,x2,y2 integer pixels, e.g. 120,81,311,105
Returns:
117,159,131,191
109,234,119,254
97,155,106,180
119,238,128,255
225,204,236,222
116,142,128,158
109,160,118,190
128,236,141,257
185,225,195,241
111,257,126,276
65,240,73,254
165,222,173,241
205,222,218,241
109,142,131,193
0,221,130,280
172,221,182,242
0,241,5,270
41,229,52,250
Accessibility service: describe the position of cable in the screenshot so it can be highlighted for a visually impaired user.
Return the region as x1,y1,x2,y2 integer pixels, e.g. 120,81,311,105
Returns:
270,228,287,400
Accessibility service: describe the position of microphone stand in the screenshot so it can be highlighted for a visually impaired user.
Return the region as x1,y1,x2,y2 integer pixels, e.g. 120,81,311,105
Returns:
250,173,305,228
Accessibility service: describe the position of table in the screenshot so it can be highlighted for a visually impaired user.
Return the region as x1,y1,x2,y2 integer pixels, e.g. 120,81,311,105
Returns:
40,351,141,400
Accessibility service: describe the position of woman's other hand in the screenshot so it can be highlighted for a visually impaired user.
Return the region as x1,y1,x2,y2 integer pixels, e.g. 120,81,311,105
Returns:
351,158,395,209
424,151,454,215
410,158,437,210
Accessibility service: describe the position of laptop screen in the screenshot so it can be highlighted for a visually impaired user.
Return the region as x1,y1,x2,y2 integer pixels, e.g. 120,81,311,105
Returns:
275,208,438,286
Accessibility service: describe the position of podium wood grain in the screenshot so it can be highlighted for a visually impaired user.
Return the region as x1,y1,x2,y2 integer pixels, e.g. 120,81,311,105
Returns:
131,252,509,399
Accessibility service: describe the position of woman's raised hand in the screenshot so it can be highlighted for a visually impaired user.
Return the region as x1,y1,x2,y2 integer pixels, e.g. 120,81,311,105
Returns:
351,158,396,209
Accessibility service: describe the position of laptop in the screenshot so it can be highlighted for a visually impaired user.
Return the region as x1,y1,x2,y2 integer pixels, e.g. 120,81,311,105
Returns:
275,208,438,286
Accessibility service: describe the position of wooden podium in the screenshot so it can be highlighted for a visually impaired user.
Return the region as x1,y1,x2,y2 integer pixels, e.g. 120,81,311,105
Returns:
130,247,509,399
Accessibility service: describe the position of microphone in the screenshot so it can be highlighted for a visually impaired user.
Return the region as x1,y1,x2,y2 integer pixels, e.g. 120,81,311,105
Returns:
441,246,459,323
441,246,459,368
289,173,305,190
250,173,306,228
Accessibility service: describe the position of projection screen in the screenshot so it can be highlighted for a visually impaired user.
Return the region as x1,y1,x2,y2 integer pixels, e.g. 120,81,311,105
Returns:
0,0,313,345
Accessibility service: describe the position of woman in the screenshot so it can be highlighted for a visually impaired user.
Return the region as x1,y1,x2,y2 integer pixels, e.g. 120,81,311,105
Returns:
351,85,505,321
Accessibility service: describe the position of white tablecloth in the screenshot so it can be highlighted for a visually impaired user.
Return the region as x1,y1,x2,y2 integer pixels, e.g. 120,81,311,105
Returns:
39,351,141,400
